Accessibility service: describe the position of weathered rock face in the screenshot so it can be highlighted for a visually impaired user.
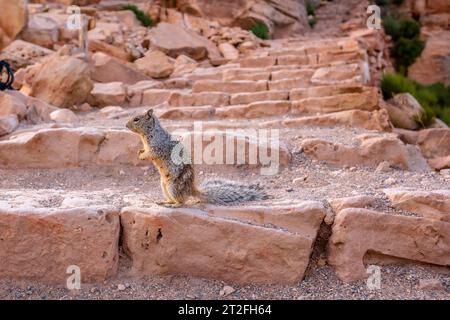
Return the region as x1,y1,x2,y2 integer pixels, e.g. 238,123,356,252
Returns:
134,50,175,79
0,206,119,282
121,203,326,284
328,208,450,282
0,40,54,70
409,30,450,85
147,22,221,61
383,93,424,130
175,0,309,38
416,128,450,159
384,189,450,222
301,134,430,172
30,55,93,108
91,52,150,85
0,115,19,137
21,14,59,49
89,82,127,107
0,0,28,50
0,128,142,169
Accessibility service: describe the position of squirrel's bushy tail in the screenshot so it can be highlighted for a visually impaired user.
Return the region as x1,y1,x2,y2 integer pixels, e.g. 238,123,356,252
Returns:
199,179,269,205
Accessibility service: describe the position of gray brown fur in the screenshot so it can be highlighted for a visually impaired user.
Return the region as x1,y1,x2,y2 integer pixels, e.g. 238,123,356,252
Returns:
126,109,268,207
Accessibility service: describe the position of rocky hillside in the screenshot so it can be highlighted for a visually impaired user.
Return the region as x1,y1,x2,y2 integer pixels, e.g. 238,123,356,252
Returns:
0,0,449,300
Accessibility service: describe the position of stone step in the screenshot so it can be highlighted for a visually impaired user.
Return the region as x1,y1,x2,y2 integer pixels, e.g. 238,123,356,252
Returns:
0,127,291,169
0,202,120,283
328,197,450,282
122,203,326,284
300,133,430,172
192,80,268,94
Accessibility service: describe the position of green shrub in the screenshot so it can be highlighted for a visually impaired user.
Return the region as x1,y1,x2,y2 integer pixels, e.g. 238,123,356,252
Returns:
251,22,269,40
306,1,316,16
383,17,420,41
391,37,424,74
381,73,450,126
123,4,153,27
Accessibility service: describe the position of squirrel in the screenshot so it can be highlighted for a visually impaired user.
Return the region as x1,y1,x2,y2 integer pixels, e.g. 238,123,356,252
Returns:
126,109,268,207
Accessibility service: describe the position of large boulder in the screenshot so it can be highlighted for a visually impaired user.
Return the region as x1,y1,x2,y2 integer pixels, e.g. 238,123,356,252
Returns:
0,40,54,70
134,50,175,79
383,93,424,130
91,52,150,85
147,22,221,61
175,0,309,38
0,0,28,50
30,55,93,108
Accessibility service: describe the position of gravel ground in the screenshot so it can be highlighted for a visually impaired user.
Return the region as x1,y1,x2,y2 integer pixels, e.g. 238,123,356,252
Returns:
1,257,449,300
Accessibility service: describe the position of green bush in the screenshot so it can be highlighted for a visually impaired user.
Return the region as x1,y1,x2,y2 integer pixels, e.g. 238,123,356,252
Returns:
383,16,420,41
381,73,450,126
391,37,425,74
306,1,316,16
123,4,153,27
251,22,269,40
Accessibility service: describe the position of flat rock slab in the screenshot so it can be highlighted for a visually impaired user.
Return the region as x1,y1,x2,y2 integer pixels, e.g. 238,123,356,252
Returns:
121,203,326,284
0,206,120,283
328,208,450,282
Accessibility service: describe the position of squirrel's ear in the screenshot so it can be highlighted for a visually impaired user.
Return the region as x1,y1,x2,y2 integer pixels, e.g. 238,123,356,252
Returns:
146,109,153,117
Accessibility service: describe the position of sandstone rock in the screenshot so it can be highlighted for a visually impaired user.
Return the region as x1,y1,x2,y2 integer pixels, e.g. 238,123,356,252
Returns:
147,22,221,61
311,64,363,85
417,128,450,159
0,91,28,119
175,0,309,39
127,81,161,107
50,109,78,124
260,109,392,132
223,69,270,81
218,43,240,60
271,69,315,81
0,40,54,70
157,106,214,120
98,106,125,118
0,0,28,50
31,55,93,108
329,196,377,213
429,156,450,171
0,128,142,169
290,85,371,100
89,82,127,107
269,78,310,91
135,50,175,79
215,101,291,119
301,134,430,172
0,206,119,282
169,92,230,107
91,52,150,85
383,93,424,130
291,89,379,115
21,14,59,49
409,30,450,85
178,129,291,168
89,40,133,62
328,208,450,282
193,80,267,94
230,91,288,105
384,189,450,222
121,203,325,284
0,115,19,137
172,55,198,77
239,56,276,68
141,89,173,106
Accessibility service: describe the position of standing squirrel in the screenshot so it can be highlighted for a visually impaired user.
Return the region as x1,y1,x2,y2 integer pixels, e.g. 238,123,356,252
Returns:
126,109,268,207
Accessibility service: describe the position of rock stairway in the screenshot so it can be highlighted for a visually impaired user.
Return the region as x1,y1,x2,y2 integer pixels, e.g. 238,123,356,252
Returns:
1,30,449,288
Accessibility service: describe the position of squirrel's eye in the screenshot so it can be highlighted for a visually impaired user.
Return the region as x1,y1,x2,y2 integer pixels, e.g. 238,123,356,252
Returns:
133,117,139,122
